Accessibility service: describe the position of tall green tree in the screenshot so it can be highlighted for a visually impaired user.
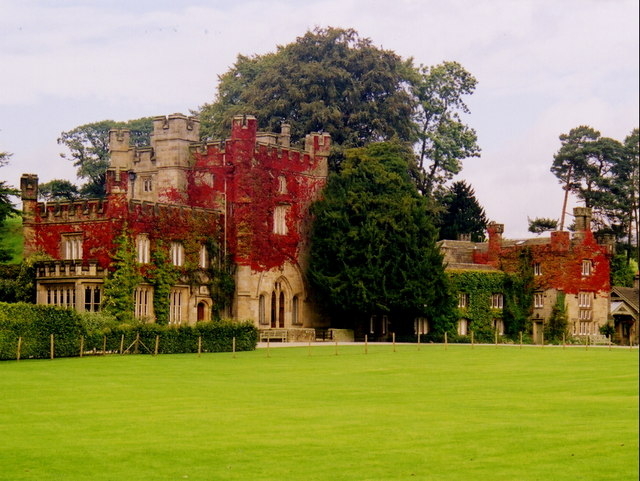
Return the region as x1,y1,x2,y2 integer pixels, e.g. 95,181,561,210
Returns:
438,180,488,242
308,142,454,337
199,27,417,168
58,117,154,198
0,152,19,263
412,61,480,196
551,125,638,259
102,228,142,322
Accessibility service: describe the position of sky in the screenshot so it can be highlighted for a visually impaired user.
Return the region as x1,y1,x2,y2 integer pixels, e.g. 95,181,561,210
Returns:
1,0,638,238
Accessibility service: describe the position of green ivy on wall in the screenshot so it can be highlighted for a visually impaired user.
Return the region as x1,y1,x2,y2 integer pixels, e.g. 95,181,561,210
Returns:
102,226,142,323
448,248,535,343
149,240,180,325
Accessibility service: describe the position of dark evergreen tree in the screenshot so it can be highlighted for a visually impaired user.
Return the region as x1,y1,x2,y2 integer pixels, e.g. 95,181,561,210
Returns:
308,142,455,338
438,180,488,242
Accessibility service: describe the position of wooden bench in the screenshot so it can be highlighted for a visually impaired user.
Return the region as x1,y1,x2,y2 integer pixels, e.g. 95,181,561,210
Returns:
259,329,288,342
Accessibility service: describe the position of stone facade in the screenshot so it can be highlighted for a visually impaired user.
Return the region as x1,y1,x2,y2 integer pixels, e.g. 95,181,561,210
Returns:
442,209,613,343
22,114,330,332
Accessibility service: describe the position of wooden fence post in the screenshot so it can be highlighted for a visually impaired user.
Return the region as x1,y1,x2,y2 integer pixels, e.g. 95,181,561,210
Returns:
154,335,160,356
392,332,396,352
80,336,84,358
266,337,270,358
335,339,338,355
198,336,202,357
417,332,421,351
102,335,107,355
519,331,523,349
365,334,368,355
17,336,22,362
134,332,140,354
471,330,474,349
232,337,236,358
444,332,448,350
50,334,54,360
120,334,125,354
494,330,498,348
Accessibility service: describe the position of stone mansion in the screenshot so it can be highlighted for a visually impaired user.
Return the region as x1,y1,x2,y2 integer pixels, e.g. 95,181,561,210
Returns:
21,113,621,343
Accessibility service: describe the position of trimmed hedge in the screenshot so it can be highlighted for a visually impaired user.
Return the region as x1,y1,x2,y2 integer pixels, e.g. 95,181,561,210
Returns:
0,302,258,360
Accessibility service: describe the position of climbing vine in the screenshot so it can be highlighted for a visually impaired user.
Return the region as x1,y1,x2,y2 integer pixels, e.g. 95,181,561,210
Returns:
102,226,142,322
448,257,534,343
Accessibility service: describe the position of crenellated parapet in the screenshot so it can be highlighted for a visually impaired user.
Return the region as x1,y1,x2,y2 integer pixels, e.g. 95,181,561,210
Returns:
35,199,110,224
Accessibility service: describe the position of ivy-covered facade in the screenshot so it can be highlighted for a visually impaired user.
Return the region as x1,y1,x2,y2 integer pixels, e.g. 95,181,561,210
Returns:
21,114,330,331
441,209,613,343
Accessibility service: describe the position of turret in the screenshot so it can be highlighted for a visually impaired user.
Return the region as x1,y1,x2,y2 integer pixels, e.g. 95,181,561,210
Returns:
304,132,331,178
108,129,133,169
151,113,200,198
20,174,39,257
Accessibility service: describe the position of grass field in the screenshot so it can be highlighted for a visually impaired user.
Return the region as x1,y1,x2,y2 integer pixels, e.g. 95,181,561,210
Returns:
0,344,638,481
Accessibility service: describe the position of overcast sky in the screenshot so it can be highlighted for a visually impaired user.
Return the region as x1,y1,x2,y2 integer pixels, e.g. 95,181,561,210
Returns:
1,0,638,238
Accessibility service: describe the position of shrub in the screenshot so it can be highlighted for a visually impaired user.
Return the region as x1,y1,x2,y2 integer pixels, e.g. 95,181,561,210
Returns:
0,301,258,360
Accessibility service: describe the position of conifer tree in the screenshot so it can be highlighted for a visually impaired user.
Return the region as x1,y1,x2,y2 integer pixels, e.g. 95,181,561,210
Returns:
102,228,142,322
308,142,454,337
438,180,488,242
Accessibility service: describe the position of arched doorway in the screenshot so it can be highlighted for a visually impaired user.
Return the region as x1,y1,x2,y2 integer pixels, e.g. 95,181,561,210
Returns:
197,301,206,322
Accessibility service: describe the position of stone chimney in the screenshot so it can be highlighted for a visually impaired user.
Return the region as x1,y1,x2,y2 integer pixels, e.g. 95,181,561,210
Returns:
487,221,504,261
573,207,592,232
278,123,291,147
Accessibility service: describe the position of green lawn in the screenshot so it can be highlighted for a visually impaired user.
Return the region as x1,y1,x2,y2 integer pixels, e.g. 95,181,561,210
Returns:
0,344,637,481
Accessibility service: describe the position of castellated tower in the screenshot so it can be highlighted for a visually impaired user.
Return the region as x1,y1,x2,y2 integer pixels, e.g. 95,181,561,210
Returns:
152,114,200,198
108,113,200,202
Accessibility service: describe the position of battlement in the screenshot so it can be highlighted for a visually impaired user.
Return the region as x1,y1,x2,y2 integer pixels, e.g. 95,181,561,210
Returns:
35,199,109,223
128,199,222,217
20,174,39,201
304,132,331,158
152,113,200,144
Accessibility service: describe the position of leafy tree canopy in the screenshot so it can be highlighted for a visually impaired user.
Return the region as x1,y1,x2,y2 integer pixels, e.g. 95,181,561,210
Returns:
527,217,558,235
199,27,479,187
551,125,639,260
413,61,480,195
438,180,488,242
58,117,154,198
308,141,454,335
200,27,416,152
39,179,79,202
